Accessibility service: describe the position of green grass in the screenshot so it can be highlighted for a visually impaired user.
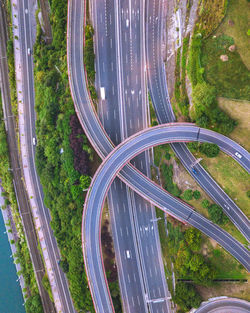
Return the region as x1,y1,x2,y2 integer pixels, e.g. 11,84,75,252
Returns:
201,34,250,100
218,97,250,151
215,0,250,69
206,241,248,279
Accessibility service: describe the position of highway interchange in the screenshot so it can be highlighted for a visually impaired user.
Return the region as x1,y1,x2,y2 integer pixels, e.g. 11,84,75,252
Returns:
93,0,170,311
82,124,250,312
67,0,250,312
2,0,248,312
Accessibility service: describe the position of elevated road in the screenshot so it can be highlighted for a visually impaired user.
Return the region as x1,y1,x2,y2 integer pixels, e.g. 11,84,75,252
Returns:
146,0,250,241
195,297,250,313
82,124,250,313
93,0,170,311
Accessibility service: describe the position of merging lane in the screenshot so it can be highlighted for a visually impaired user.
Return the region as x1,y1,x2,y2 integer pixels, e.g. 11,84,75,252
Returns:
93,0,170,311
146,0,250,241
82,124,250,313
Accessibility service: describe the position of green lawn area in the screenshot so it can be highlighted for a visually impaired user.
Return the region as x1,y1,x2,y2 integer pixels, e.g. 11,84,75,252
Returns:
201,34,250,100
218,97,250,151
216,0,250,69
200,152,250,219
201,0,250,100
205,238,248,279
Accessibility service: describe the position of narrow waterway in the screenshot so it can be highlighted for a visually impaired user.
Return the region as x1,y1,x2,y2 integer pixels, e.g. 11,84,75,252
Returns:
0,202,25,312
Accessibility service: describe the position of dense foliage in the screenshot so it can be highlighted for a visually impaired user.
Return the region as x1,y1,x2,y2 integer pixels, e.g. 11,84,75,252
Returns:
188,142,220,158
174,227,215,284
33,0,94,311
208,204,229,225
161,162,181,197
174,282,202,312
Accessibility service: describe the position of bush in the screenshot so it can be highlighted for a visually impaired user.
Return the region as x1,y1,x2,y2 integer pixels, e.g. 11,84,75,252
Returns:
199,143,220,158
193,190,201,200
247,191,250,198
208,204,229,225
25,294,43,313
202,199,210,208
183,189,193,201
173,282,202,311
192,82,217,118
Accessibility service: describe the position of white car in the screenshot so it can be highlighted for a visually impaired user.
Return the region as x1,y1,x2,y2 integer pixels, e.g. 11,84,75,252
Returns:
27,48,31,55
32,137,36,145
223,204,230,210
126,19,129,27
235,152,242,159
25,9,28,14
126,250,131,259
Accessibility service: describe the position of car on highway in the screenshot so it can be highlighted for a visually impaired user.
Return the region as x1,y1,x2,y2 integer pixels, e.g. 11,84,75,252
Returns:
126,19,129,27
27,48,31,55
235,152,242,159
126,250,131,259
32,137,36,145
192,168,197,174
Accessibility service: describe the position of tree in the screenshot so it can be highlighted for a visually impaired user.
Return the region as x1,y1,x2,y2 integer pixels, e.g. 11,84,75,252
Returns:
183,189,193,201
208,204,229,225
80,175,91,190
192,82,217,118
202,199,210,208
199,143,220,158
175,242,191,276
184,228,201,252
193,190,201,200
25,294,43,313
173,282,202,311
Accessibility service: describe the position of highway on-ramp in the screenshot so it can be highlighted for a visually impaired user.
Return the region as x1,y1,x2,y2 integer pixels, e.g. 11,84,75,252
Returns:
82,124,250,313
195,297,250,313
146,0,250,241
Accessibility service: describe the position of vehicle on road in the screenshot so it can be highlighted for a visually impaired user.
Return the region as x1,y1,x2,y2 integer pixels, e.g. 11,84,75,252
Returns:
126,250,131,259
192,168,197,174
126,19,129,27
25,9,28,14
32,137,36,145
100,87,105,100
27,48,31,55
235,152,242,159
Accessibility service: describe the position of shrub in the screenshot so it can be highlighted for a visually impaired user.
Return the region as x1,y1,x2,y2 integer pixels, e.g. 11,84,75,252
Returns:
208,204,229,225
183,189,193,201
173,282,202,311
199,143,220,158
193,190,201,200
202,199,210,208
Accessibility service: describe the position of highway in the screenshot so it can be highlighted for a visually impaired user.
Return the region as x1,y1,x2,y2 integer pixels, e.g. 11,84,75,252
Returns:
93,0,170,311
195,297,250,313
82,124,250,313
67,1,250,312
146,0,250,241
0,3,54,312
17,0,75,311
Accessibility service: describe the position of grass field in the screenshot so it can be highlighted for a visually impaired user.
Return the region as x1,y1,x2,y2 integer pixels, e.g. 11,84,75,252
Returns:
201,34,250,100
215,0,250,69
218,97,250,151
201,0,250,100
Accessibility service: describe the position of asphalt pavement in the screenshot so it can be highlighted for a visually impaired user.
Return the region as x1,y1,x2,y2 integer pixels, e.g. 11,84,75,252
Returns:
93,0,170,311
16,0,75,311
146,0,250,242
82,124,250,313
